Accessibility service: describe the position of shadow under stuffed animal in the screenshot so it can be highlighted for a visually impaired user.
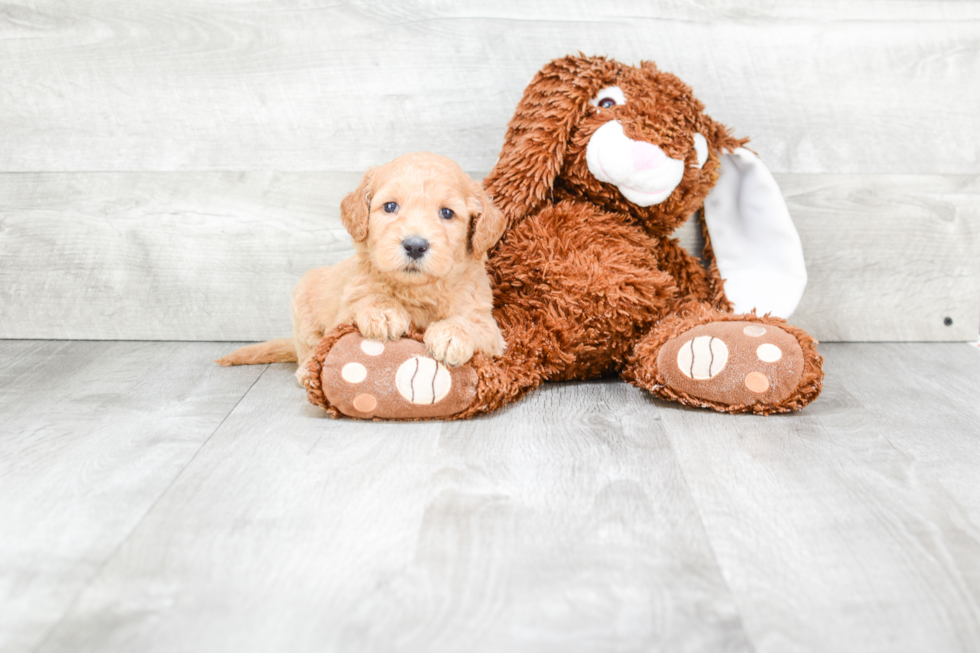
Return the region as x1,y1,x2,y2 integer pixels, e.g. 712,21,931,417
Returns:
304,55,824,419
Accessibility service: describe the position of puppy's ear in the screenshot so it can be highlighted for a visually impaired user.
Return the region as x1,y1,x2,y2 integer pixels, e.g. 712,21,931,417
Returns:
483,54,620,227
468,181,507,258
340,168,375,242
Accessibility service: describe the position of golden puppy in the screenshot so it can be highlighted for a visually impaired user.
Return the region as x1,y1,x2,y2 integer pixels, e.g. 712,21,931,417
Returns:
217,152,507,377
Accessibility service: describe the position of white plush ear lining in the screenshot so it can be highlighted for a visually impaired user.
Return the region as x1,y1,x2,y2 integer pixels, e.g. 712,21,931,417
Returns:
693,133,708,169
703,148,807,318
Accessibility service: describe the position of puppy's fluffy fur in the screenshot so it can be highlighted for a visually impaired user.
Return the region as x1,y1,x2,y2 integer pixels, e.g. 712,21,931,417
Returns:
218,152,506,375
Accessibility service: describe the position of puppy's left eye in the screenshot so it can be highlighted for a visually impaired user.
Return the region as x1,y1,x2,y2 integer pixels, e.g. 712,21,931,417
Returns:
383,202,398,213
439,208,455,220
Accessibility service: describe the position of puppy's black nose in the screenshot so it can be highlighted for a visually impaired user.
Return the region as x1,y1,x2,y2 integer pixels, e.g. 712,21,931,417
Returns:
402,236,429,260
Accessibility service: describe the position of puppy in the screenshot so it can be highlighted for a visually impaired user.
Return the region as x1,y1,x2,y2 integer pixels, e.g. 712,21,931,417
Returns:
217,152,507,378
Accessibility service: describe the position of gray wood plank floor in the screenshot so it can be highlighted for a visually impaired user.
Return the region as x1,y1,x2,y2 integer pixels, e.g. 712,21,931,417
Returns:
2,340,979,653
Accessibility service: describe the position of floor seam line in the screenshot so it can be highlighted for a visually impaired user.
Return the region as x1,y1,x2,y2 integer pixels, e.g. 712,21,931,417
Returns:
29,363,272,653
658,418,761,653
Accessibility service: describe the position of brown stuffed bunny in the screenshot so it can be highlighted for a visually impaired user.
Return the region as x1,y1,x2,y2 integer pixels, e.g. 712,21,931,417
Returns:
304,55,824,418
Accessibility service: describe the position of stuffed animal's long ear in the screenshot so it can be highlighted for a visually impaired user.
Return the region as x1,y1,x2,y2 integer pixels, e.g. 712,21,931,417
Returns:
340,168,375,242
703,148,807,318
468,180,507,258
484,55,619,225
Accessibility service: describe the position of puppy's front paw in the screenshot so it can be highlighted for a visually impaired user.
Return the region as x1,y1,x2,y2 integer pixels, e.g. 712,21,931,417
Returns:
357,305,410,341
295,352,315,387
424,321,475,367
295,364,311,387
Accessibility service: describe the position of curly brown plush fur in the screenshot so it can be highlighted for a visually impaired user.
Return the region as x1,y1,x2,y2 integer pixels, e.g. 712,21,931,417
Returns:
307,54,824,418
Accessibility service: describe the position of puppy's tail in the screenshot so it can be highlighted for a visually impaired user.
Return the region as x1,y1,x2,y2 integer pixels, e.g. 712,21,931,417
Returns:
215,338,297,366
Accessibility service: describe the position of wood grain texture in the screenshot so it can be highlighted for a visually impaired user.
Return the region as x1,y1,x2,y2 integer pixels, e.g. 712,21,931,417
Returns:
785,175,980,342
4,341,979,652
0,1,976,174
661,342,980,653
1,172,976,341
827,342,980,550
0,340,265,653
29,363,752,653
0,171,358,341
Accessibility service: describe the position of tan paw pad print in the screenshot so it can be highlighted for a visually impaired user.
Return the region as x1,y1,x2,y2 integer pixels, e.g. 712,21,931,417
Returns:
319,333,478,419
658,321,804,406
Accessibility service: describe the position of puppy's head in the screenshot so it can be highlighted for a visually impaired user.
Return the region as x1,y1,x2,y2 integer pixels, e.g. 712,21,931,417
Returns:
340,152,505,286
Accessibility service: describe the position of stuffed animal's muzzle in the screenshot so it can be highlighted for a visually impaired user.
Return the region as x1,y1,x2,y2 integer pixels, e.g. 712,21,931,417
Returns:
585,121,709,207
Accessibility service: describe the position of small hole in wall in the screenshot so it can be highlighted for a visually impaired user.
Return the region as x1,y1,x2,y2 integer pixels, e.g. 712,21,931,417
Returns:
944,317,953,326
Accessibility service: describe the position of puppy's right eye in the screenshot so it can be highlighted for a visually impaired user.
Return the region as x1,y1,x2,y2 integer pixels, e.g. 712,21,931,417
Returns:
383,202,398,213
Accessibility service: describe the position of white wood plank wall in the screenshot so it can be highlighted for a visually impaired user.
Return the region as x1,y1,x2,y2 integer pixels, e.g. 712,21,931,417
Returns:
1,1,977,341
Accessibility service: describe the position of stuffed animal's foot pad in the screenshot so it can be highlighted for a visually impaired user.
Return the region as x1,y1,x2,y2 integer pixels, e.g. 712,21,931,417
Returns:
658,321,805,408
319,332,477,419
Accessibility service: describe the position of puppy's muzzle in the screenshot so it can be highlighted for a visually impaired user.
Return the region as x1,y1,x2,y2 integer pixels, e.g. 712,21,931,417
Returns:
402,236,430,261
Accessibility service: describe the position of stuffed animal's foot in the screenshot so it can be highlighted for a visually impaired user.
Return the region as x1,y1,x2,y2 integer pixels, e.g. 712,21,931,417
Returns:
303,328,478,420
626,312,823,414
658,320,804,409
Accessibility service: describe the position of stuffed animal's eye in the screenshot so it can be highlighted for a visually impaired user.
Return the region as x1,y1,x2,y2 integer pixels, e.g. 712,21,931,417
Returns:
439,208,455,220
383,202,398,213
590,86,627,109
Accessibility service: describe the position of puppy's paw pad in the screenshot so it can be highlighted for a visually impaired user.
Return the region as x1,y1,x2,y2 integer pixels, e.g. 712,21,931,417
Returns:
319,333,477,419
658,321,805,408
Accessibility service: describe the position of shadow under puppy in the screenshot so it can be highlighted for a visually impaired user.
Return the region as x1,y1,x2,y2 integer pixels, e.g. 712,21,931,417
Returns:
218,152,507,381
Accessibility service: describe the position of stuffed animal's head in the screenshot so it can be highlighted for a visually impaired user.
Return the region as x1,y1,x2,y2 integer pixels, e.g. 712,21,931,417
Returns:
486,55,746,237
